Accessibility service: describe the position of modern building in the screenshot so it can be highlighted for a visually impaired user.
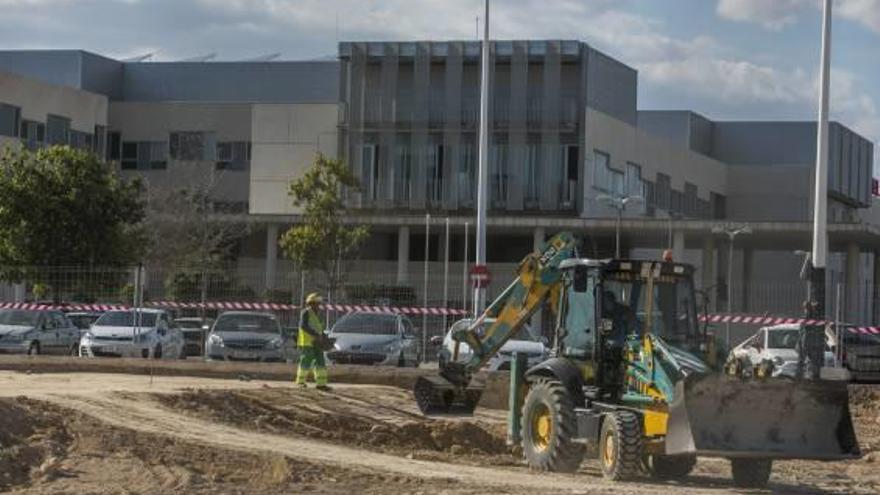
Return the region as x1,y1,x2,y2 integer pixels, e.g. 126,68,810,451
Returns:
0,41,876,325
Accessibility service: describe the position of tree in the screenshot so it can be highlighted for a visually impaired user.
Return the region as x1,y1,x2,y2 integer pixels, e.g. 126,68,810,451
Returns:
142,169,251,303
0,146,145,298
280,154,370,300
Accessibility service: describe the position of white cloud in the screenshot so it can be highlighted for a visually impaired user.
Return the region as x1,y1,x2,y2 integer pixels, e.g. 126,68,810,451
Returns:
716,0,810,30
716,0,880,34
837,0,880,34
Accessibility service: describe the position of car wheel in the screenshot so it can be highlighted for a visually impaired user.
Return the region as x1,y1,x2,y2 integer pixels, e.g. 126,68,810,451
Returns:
153,344,163,359
397,352,405,368
27,342,40,356
68,343,79,356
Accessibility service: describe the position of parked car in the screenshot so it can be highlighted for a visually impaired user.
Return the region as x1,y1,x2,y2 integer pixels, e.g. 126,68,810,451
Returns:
0,308,80,355
79,308,185,359
436,318,548,371
205,312,287,362
730,324,835,378
830,326,880,382
326,312,420,367
66,312,103,331
175,317,213,357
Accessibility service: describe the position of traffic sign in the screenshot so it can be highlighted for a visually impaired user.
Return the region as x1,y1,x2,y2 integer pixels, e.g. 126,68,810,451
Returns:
469,264,491,289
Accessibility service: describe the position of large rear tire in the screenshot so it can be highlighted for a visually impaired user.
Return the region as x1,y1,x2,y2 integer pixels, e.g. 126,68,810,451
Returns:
599,411,643,481
730,458,772,488
521,380,585,473
648,454,696,480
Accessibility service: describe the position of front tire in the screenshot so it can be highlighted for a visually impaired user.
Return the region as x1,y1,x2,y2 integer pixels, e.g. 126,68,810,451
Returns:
730,458,772,488
521,380,585,473
27,342,40,356
599,411,643,481
153,344,163,359
648,454,696,480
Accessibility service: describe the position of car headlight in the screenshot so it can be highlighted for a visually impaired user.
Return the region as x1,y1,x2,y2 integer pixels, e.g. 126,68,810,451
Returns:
208,334,223,346
385,342,398,352
267,337,282,349
81,332,94,341
772,356,785,366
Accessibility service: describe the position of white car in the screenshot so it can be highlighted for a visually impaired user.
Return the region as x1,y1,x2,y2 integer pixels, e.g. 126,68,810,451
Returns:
730,324,835,378
437,318,548,371
79,308,185,359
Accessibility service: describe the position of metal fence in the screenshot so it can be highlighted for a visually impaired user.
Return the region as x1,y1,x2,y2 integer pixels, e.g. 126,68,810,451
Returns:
0,265,879,377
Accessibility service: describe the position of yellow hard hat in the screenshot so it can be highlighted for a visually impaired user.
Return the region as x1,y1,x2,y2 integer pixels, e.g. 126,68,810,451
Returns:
306,293,323,305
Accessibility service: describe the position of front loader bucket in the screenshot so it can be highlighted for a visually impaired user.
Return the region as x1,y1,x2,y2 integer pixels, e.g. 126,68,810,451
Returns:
413,374,483,415
665,374,860,460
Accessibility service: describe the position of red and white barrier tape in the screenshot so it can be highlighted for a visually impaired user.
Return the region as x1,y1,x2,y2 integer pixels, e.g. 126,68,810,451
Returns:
0,301,469,316
1,301,876,333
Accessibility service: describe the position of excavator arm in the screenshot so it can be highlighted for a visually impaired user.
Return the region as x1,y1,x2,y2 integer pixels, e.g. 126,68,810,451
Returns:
413,232,578,414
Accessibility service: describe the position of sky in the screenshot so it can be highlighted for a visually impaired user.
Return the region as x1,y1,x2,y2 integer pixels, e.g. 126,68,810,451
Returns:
0,0,877,164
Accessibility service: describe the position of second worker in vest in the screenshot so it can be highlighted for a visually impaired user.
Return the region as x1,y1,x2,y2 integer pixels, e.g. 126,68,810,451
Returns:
296,293,330,390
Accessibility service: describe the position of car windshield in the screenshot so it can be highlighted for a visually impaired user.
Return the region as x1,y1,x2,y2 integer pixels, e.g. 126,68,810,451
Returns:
95,311,158,328
767,329,800,349
214,314,279,334
332,314,398,335
0,310,39,326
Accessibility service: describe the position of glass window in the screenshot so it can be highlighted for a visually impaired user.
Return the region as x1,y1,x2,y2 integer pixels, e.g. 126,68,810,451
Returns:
331,313,398,335
0,103,21,137
94,125,106,157
95,311,158,328
457,143,474,206
767,329,800,349
170,131,214,160
394,144,412,203
625,163,644,198
149,142,168,169
121,142,138,169
215,141,251,171
107,131,121,160
361,144,378,201
427,144,444,204
46,114,70,145
0,309,40,326
490,144,508,207
655,173,671,210
525,143,540,204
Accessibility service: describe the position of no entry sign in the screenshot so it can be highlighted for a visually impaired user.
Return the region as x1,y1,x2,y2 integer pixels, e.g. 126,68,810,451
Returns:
469,264,491,289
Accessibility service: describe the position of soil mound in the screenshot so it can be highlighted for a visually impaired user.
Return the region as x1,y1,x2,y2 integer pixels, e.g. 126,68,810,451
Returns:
0,398,71,491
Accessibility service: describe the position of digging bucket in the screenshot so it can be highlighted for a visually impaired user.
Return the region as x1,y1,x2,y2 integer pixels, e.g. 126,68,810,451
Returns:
664,373,860,460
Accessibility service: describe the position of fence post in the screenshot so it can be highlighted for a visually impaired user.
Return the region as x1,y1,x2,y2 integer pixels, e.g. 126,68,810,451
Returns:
443,217,450,333
422,214,430,363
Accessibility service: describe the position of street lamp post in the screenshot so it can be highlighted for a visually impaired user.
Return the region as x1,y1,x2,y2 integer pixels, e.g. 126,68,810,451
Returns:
712,223,752,347
597,194,644,259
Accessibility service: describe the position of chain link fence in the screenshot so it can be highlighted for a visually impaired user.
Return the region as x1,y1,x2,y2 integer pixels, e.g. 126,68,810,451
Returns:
0,264,878,377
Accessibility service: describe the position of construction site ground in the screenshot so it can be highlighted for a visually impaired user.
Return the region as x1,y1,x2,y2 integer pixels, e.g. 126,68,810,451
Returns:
0,357,878,494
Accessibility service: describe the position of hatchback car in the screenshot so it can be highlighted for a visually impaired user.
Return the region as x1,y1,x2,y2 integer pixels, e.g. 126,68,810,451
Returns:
436,318,548,371
79,308,185,359
0,309,80,355
205,312,287,362
175,317,213,357
326,312,420,367
730,324,835,378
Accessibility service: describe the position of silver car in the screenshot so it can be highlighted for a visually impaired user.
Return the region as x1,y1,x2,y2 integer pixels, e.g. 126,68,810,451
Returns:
79,308,185,359
205,312,287,362
326,312,420,367
0,309,80,355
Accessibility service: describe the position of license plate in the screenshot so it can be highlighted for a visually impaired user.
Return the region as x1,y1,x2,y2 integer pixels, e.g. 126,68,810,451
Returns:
231,350,255,359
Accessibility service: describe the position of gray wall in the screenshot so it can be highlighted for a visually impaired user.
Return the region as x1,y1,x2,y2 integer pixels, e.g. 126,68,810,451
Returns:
585,47,637,126
0,50,84,90
122,62,339,103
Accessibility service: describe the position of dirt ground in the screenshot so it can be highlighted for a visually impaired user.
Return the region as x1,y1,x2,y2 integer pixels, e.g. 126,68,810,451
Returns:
0,370,877,494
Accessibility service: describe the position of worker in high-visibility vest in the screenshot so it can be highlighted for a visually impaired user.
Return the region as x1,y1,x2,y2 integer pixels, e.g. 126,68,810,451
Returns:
295,293,330,390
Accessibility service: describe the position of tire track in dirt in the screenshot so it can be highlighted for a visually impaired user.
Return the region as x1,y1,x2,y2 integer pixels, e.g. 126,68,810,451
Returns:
40,392,706,495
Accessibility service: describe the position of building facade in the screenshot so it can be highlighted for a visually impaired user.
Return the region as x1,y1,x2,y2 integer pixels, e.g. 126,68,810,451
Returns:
0,42,877,325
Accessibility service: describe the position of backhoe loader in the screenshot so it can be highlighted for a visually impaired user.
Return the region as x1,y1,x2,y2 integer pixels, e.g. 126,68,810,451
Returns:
414,231,859,487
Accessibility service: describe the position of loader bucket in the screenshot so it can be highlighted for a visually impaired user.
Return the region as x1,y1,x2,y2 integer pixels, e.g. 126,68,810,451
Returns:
665,374,860,460
413,374,483,415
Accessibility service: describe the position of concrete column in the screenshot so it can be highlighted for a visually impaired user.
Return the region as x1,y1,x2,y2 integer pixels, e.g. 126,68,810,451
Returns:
533,227,546,251
264,224,279,291
672,230,685,263
702,236,716,312
397,226,410,284
873,252,880,325
846,242,860,324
